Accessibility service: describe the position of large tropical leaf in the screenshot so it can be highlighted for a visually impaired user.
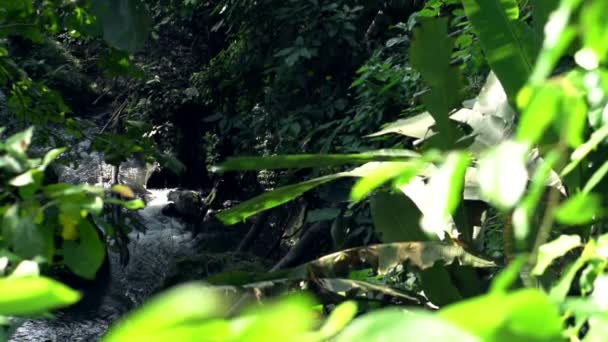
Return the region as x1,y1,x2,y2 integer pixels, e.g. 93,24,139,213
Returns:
212,149,419,172
217,162,411,225
371,191,426,242
410,18,463,148
300,242,496,278
462,0,540,101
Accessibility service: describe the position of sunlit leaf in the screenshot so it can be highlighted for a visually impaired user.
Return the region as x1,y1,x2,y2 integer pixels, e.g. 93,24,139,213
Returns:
517,83,560,145
351,161,421,201
104,283,229,342
490,256,528,294
5,127,34,158
477,141,529,210
440,289,562,341
565,125,608,179
532,235,582,275
580,0,608,64
462,0,539,101
212,149,419,172
111,184,136,199
0,276,80,316
41,147,66,168
420,152,470,237
336,309,478,341
297,242,496,279
555,192,602,225
237,294,317,341
318,301,358,339
366,112,436,139
512,151,560,247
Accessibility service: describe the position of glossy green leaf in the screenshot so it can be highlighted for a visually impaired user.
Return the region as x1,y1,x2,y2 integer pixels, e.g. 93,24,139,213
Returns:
532,235,582,275
477,141,529,210
555,192,602,225
212,149,419,172
336,309,478,342
462,0,539,101
440,289,562,341
0,276,80,316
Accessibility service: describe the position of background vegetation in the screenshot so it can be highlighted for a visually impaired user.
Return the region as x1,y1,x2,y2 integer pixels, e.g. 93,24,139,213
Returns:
2,0,608,341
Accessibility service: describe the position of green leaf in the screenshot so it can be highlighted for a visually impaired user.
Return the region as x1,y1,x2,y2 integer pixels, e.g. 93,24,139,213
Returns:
237,294,317,341
42,148,66,168
512,151,560,247
440,289,562,341
90,0,151,53
532,235,582,276
5,127,34,158
217,174,346,225
462,0,540,100
410,18,463,147
555,192,602,225
105,198,146,210
371,191,426,242
7,214,54,261
420,152,470,236
580,0,608,64
63,219,106,280
0,276,80,316
366,112,436,139
477,141,529,210
351,161,421,201
336,309,478,341
212,149,419,172
217,163,390,225
517,83,560,145
319,301,358,339
562,124,608,177
490,256,528,294
104,283,228,342
530,0,559,37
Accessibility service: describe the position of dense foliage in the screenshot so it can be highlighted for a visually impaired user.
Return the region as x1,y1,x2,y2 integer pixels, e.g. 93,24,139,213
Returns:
3,0,608,341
